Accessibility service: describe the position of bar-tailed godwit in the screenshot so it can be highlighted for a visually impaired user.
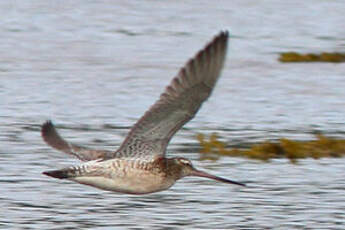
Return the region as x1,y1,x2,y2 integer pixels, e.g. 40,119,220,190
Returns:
42,31,245,194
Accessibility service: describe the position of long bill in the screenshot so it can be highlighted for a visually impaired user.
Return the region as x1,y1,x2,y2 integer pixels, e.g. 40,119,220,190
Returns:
190,169,246,187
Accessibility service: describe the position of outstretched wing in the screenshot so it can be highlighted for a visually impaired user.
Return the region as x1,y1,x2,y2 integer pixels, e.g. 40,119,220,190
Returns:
111,31,229,160
41,121,112,161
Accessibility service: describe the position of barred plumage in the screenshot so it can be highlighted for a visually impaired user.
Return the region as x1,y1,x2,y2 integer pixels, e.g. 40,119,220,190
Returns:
42,31,246,194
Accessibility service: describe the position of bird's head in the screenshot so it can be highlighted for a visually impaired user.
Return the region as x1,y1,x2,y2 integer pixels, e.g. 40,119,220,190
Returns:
170,157,245,187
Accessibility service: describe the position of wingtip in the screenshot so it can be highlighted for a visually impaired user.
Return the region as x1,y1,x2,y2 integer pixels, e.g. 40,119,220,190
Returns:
203,30,229,55
41,120,62,146
41,120,54,137
213,30,229,43
219,30,229,38
210,30,227,39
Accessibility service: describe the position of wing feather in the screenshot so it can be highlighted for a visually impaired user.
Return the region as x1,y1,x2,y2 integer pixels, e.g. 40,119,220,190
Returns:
111,31,229,159
41,121,111,161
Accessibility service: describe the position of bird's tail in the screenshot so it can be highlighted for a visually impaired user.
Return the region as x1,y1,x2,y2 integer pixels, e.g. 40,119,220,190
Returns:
43,167,77,179
43,159,103,179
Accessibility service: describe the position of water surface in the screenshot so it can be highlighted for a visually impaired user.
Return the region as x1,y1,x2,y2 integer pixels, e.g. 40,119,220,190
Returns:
1,1,345,229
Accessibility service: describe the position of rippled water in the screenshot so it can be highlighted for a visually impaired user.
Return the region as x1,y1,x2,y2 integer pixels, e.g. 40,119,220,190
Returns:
1,1,345,229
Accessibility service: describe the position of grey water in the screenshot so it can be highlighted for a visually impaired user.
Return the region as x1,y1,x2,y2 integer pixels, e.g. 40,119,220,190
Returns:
1,1,345,229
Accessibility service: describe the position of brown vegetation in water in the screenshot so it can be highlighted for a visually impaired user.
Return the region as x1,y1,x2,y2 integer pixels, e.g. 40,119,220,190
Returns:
279,52,345,63
196,133,345,163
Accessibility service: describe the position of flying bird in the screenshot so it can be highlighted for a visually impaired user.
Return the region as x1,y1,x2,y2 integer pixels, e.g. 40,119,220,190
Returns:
42,31,245,194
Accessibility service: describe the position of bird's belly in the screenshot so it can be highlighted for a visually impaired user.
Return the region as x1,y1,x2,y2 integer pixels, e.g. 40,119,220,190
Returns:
71,172,175,194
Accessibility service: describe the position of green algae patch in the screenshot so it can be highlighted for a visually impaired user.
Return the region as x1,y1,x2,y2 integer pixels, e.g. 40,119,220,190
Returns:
279,52,345,63
196,133,345,163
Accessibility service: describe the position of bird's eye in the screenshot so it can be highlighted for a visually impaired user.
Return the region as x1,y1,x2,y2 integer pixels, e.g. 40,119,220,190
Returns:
179,158,191,165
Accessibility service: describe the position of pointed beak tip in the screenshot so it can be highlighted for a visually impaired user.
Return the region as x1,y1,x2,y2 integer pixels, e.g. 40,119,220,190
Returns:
191,169,245,187
238,182,246,187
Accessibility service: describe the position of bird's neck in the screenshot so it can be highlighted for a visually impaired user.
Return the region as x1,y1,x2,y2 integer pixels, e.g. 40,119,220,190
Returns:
165,158,183,180
152,157,183,180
